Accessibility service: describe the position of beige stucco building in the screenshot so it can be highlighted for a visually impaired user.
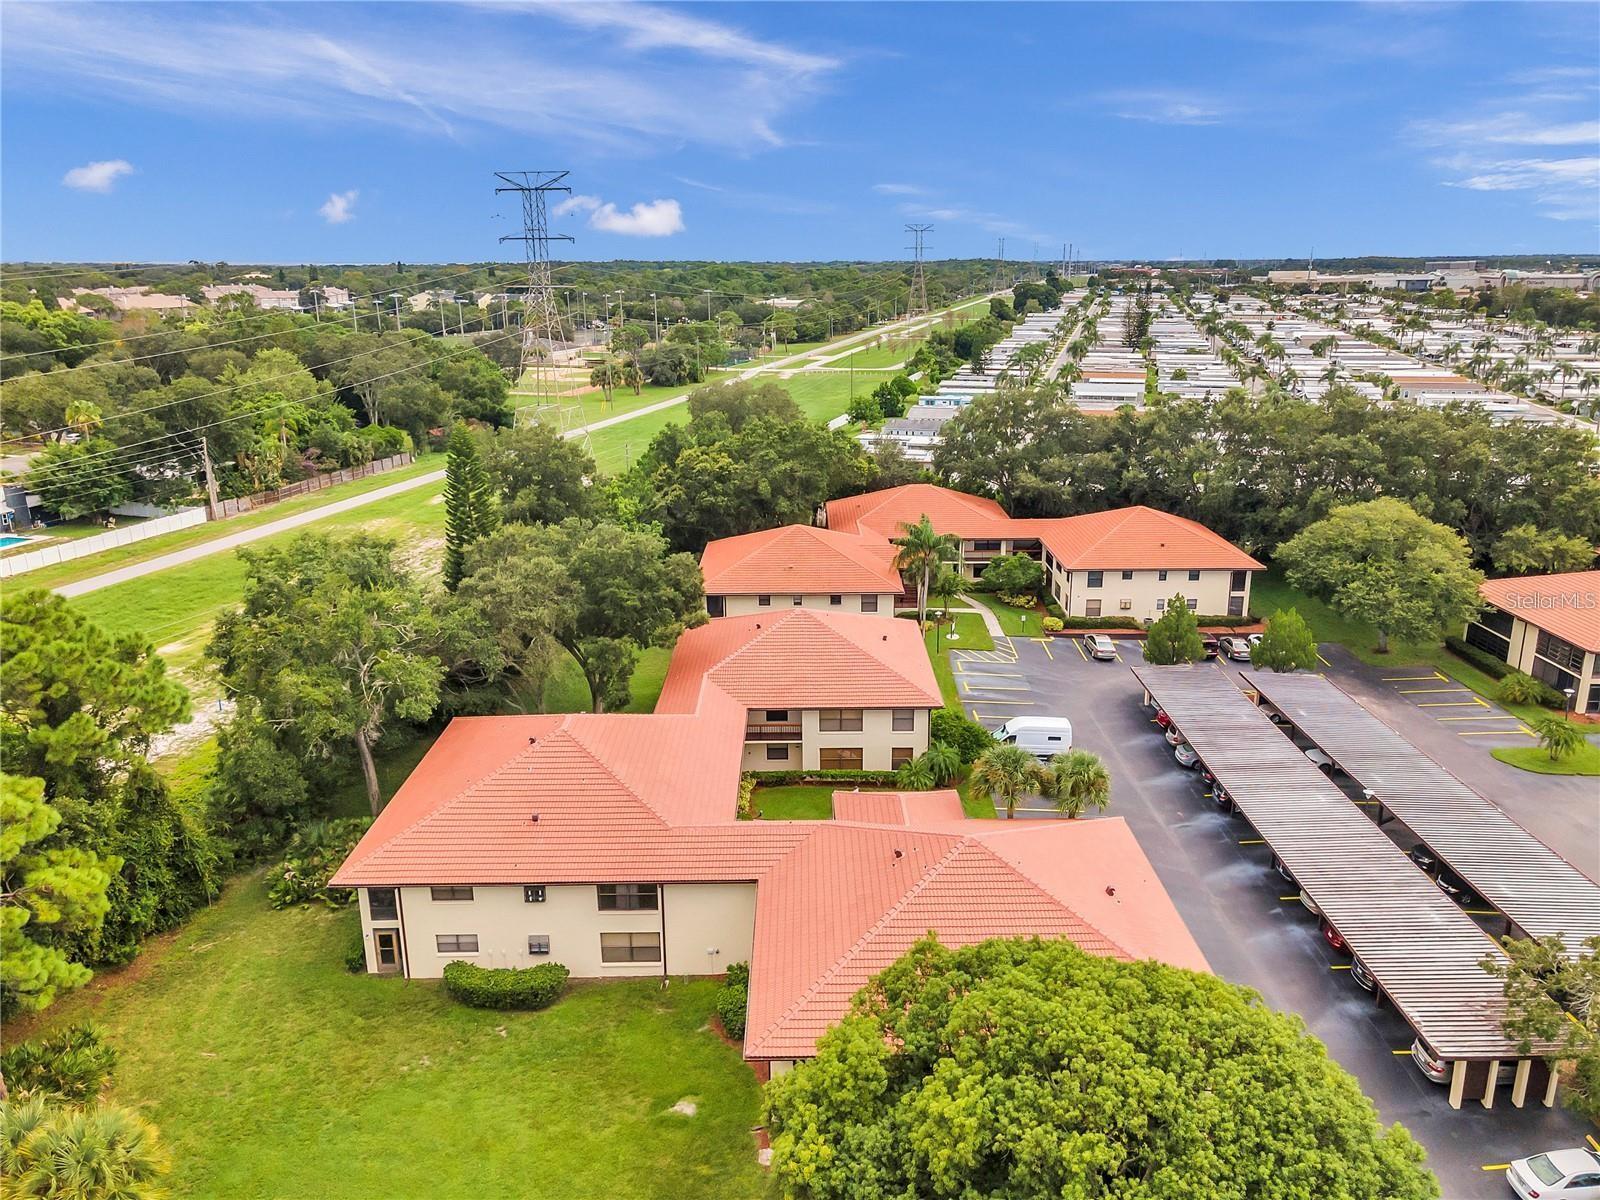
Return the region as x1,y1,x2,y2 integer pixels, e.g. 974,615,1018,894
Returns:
1469,571,1600,715
740,704,928,772
700,524,903,618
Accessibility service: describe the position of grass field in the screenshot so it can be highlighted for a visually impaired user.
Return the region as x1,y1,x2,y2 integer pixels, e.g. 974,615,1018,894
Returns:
14,453,445,591
4,876,765,1200
1491,742,1600,776
969,593,1043,637
923,612,993,709
748,785,835,820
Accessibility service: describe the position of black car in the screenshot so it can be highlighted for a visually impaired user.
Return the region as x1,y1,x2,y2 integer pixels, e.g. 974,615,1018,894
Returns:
1350,957,1376,992
1200,634,1220,660
1434,871,1477,908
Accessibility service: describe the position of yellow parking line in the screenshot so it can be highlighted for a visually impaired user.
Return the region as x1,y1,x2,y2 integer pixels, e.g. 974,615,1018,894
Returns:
1279,895,1300,901
1383,674,1438,682
1419,701,1485,708
967,699,1033,706
1034,637,1054,660
1399,687,1470,694
1457,730,1525,736
960,682,1029,691
1330,964,1351,970
1072,638,1087,661
1316,653,1330,666
1481,1164,1510,1172
1439,714,1521,721
1391,1049,1412,1056
1516,725,1536,736
1239,838,1265,845
1464,909,1500,916
1586,1133,1599,1153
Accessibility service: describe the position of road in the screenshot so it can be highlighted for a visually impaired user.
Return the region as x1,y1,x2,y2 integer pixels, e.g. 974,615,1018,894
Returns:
54,294,995,600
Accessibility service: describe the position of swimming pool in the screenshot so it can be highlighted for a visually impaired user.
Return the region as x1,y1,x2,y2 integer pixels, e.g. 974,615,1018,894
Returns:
0,535,30,549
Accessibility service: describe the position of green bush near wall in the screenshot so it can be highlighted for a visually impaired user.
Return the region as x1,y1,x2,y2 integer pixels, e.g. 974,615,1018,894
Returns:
748,769,900,786
716,962,750,1039
442,960,571,1010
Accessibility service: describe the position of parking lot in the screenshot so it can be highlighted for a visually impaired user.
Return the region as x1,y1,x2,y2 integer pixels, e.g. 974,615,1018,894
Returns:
957,634,1596,1199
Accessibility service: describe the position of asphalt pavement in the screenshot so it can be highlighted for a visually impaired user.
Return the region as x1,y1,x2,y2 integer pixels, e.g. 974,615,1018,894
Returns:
973,633,1594,1199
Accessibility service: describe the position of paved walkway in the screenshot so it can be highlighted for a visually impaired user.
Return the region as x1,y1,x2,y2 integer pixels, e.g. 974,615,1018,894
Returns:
54,295,997,600
958,594,1006,639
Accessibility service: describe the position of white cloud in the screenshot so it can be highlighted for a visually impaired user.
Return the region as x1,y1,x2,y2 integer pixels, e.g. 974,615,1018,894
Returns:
1412,113,1599,147
896,200,1052,245
1,3,836,153
61,158,133,192
319,189,359,224
1099,89,1230,126
555,194,684,237
872,183,924,196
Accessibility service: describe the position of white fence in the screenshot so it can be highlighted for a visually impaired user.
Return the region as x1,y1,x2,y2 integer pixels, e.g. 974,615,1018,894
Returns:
0,507,208,579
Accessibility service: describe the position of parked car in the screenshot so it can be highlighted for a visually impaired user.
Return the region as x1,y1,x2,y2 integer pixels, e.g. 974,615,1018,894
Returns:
1410,1038,1515,1088
1200,634,1220,659
1173,743,1200,769
1507,1149,1600,1199
992,715,1073,761
1304,747,1337,775
1276,859,1296,883
1164,725,1187,747
1350,957,1376,992
1153,707,1172,729
1299,891,1321,916
1321,920,1350,954
1083,633,1117,661
1247,633,1263,652
1408,845,1440,873
1433,870,1477,908
1218,635,1253,661
1211,786,1234,812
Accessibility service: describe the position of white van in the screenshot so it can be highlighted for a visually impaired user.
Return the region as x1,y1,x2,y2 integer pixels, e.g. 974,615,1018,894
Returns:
992,716,1073,761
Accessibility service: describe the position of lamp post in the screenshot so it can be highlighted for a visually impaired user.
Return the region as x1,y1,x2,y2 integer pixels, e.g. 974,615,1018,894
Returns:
1564,687,1577,715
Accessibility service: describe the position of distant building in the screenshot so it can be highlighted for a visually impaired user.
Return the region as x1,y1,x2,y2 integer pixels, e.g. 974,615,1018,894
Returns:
408,289,457,312
318,286,353,310
766,297,805,309
67,286,194,316
202,283,301,311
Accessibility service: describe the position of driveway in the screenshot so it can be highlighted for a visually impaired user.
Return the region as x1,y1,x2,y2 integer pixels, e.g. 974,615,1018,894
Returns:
987,634,1594,1199
1312,645,1599,881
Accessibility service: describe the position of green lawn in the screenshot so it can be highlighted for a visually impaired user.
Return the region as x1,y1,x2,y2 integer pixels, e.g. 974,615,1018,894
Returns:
15,453,445,591
1492,741,1600,776
969,593,1043,637
5,876,765,1200
748,785,835,820
923,613,993,709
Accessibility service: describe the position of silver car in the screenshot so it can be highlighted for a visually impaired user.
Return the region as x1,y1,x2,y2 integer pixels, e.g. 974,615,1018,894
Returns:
1083,633,1118,661
1507,1149,1600,1199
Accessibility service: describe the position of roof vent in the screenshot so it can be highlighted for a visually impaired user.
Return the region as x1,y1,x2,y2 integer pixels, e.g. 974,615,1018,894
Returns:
1104,885,1116,897
530,813,540,823
528,736,538,745
893,849,903,860
882,634,888,641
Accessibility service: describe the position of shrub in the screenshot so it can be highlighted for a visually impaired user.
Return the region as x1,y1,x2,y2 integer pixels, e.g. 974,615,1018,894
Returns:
931,708,995,764
1057,615,1142,630
0,1025,116,1103
345,929,368,974
266,817,371,910
1041,617,1063,632
979,553,1043,598
1193,614,1259,629
749,769,900,786
995,592,1036,609
736,773,757,820
1499,671,1565,708
1444,635,1512,680
442,960,570,1010
716,961,750,1038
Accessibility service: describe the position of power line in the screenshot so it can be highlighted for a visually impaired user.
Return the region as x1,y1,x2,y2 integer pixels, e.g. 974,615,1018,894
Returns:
495,171,574,412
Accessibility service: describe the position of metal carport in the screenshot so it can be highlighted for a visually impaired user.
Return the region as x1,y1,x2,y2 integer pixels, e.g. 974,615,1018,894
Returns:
1131,663,1558,1110
1250,670,1600,949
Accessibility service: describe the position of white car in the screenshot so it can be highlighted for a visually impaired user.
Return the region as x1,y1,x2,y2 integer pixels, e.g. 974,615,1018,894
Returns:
1507,1149,1600,1199
1164,725,1186,747
1173,743,1200,769
1304,747,1337,774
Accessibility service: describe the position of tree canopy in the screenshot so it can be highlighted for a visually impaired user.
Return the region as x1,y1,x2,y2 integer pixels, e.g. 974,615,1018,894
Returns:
766,936,1438,1200
1251,608,1318,673
1144,595,1205,664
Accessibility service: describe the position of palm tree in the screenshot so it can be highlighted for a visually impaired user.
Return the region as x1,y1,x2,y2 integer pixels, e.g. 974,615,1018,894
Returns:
1,1098,169,1200
968,744,1045,820
928,563,965,626
1532,715,1584,762
1042,749,1112,819
892,514,958,629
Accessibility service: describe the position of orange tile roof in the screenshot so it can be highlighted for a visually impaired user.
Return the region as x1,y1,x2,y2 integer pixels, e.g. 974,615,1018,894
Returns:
1027,506,1264,571
655,609,941,713
700,524,901,596
1480,571,1600,653
824,483,1008,538
831,789,965,824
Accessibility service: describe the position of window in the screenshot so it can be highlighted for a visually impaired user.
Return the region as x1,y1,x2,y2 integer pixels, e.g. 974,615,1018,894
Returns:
892,708,915,731
765,744,789,762
757,595,771,607
861,595,879,613
601,932,662,963
430,886,473,901
706,595,726,617
1465,620,1512,661
891,747,915,769
829,595,842,606
436,933,478,954
972,539,1001,552
1158,569,1168,582
523,885,546,904
1187,569,1200,582
1535,629,1585,674
527,934,550,956
1186,598,1198,611
1227,595,1244,617
1156,597,1166,611
1230,570,1247,592
1587,683,1600,715
1121,570,1133,580
818,709,863,731
791,595,803,606
1085,599,1102,617
764,709,789,722
820,747,863,770
368,888,398,920
597,883,658,911
1086,571,1104,588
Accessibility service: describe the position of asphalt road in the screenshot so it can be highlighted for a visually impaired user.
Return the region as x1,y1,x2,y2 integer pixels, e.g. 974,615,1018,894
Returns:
967,634,1593,1199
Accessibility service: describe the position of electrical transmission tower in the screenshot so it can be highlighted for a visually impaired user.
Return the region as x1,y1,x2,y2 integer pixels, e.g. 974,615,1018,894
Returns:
990,238,1007,293
495,171,574,422
905,224,931,319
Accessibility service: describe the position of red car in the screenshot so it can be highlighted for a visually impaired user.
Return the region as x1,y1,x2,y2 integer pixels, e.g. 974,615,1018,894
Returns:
1154,708,1172,729
1321,921,1350,955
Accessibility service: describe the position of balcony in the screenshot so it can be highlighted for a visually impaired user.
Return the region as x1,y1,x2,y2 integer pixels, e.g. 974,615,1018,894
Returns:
745,723,803,742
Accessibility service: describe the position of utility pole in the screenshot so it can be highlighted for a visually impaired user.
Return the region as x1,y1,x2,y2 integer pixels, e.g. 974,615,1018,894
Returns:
495,170,575,413
350,299,359,332
438,294,447,337
391,293,402,331
651,292,659,342
199,435,220,517
703,289,714,321
905,224,931,318
456,299,466,334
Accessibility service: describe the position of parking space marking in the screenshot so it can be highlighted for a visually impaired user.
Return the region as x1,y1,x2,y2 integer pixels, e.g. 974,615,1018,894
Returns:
1438,714,1522,721
1316,652,1330,666
1586,1133,1600,1153
1391,1049,1412,1056
1417,699,1488,708
1481,1164,1510,1172
965,698,1033,706
1456,729,1533,737
1329,964,1352,970
1032,637,1055,660
1239,838,1265,845
1398,686,1471,694
1383,673,1444,682
1072,638,1087,660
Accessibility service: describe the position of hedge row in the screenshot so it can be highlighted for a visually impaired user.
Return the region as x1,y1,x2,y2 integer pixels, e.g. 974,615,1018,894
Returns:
716,962,750,1039
442,960,570,1010
751,770,900,785
1444,636,1513,681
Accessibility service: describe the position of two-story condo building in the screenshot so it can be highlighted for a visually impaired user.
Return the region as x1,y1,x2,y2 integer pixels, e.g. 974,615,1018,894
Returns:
699,524,902,618
655,608,940,772
1469,571,1600,715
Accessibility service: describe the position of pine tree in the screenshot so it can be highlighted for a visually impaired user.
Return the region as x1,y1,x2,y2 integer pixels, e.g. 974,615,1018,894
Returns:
1143,594,1205,664
442,421,499,592
1252,607,1318,673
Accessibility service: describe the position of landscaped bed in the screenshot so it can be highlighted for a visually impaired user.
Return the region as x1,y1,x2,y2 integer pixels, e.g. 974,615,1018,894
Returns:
5,875,766,1200
1492,741,1600,776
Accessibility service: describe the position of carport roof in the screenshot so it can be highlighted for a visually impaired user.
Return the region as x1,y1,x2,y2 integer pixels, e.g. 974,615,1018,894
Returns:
1130,663,1529,1060
1250,671,1600,949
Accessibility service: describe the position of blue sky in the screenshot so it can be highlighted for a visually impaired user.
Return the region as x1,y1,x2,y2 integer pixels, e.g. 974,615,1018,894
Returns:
2,2,1596,263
